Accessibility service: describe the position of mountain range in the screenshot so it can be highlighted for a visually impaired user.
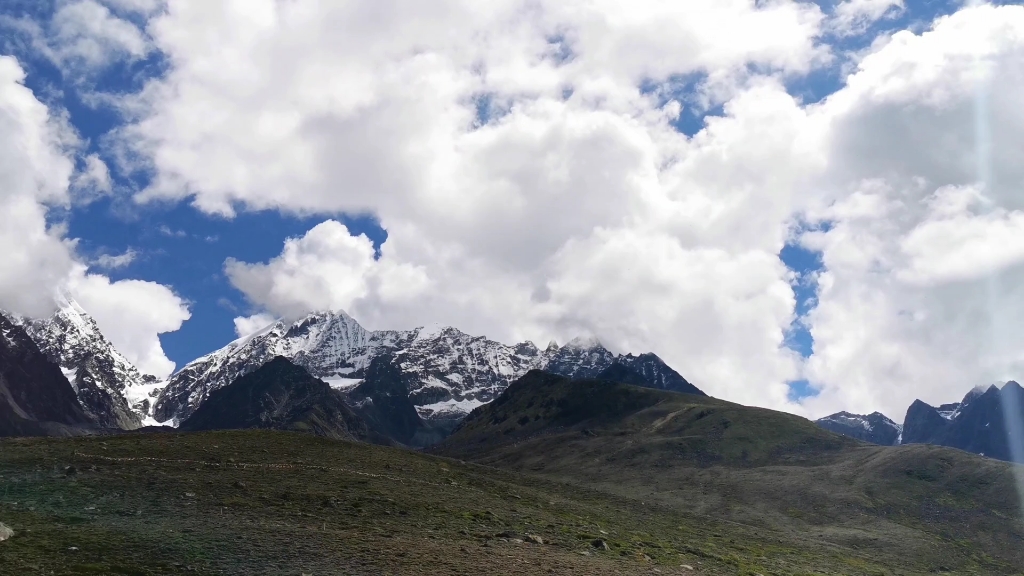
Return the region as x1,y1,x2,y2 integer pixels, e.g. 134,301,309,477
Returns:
151,309,702,429
6,296,1024,465
1,298,701,443
815,382,1024,462
5,298,1024,572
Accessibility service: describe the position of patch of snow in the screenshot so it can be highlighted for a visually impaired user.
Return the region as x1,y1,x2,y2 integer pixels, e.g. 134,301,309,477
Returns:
421,376,453,392
323,377,363,391
124,379,169,418
224,319,282,352
415,398,487,419
140,415,172,427
62,368,79,392
415,322,446,341
938,405,962,421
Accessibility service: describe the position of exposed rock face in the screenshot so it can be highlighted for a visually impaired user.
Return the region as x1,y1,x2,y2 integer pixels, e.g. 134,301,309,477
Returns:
17,297,157,429
595,357,704,396
155,311,702,425
0,312,92,437
179,357,370,441
346,354,443,447
178,357,369,440
815,412,902,446
900,383,1024,461
0,522,13,542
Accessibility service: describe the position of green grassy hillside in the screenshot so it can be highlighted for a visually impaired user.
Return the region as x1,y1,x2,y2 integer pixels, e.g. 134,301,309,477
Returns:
435,371,1024,574
3,371,1023,574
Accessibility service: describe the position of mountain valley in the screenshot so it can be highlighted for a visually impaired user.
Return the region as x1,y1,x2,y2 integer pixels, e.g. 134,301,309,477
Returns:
4,300,1024,574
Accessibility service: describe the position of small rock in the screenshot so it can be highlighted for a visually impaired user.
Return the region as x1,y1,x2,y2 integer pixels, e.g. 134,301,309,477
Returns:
68,546,79,552
64,465,77,476
510,538,524,544
0,522,13,542
232,481,246,490
680,565,694,571
591,539,609,551
526,534,544,545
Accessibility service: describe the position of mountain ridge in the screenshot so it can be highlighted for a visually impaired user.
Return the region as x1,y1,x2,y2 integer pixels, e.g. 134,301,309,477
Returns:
178,356,371,441
817,382,1024,461
0,311,94,436
14,295,160,429
814,411,902,446
153,310,702,426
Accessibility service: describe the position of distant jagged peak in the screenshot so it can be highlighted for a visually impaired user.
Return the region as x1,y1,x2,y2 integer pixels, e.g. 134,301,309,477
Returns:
545,340,559,352
563,334,605,350
54,289,90,318
817,410,900,427
513,340,539,353
999,380,1022,392
414,322,458,341
285,308,367,335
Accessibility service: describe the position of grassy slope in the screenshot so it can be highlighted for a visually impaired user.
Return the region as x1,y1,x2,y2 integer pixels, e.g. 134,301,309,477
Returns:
434,372,1024,575
0,430,824,576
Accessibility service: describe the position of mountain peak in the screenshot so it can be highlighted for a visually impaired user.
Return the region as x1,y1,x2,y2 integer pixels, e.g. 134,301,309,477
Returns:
178,355,368,440
55,291,90,319
156,309,698,427
17,297,152,429
415,322,448,341
1001,380,1022,393
564,335,604,350
815,411,901,446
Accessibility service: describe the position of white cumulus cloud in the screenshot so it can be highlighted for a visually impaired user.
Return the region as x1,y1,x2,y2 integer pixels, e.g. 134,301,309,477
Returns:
96,0,1024,422
49,0,151,72
831,0,905,36
0,54,188,378
66,265,190,377
0,55,78,318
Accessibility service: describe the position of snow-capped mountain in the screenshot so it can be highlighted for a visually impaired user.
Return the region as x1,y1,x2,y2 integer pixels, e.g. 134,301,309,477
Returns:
815,411,902,446
0,311,93,436
153,310,701,426
15,296,161,429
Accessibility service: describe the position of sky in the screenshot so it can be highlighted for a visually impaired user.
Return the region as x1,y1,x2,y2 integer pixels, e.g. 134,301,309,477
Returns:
2,0,1024,422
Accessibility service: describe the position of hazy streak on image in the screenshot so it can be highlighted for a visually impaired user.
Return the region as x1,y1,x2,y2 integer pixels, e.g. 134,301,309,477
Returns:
974,47,1024,513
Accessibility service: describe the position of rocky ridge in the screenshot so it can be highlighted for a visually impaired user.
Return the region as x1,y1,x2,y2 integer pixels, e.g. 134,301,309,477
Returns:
16,296,161,429
0,311,93,436
815,411,902,446
154,311,701,425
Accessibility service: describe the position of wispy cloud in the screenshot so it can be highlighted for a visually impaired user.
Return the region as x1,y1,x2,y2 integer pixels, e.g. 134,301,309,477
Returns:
157,225,186,238
93,248,137,269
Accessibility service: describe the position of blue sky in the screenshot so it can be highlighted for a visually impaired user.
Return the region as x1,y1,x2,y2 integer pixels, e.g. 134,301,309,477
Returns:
0,0,1002,404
